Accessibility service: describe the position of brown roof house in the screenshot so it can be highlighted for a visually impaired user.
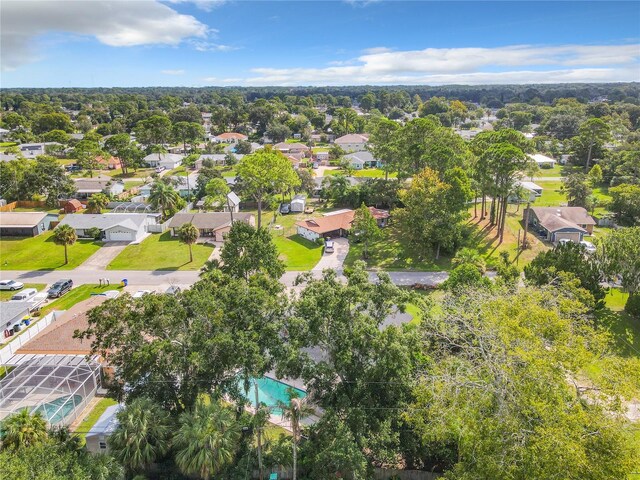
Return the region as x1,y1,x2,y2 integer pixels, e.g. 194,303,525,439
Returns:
215,132,248,143
62,199,83,214
296,207,390,242
168,212,255,242
16,296,110,356
524,206,596,244
96,155,122,170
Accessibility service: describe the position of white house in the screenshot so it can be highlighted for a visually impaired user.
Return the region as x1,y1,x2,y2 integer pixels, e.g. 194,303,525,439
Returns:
73,175,125,199
0,128,9,141
19,142,62,158
509,180,543,203
291,195,306,213
143,153,184,169
315,151,329,163
334,134,369,152
344,151,379,170
528,153,556,168
214,132,248,143
58,213,160,242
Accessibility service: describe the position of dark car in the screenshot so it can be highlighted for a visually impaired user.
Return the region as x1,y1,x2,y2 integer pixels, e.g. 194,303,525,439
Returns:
280,203,291,214
47,279,73,298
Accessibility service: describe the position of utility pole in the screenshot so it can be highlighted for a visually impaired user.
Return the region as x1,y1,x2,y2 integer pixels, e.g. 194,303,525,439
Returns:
254,380,264,480
516,230,521,265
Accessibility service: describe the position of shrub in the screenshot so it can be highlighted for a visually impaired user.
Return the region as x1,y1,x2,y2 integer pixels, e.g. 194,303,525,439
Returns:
541,163,553,169
86,227,102,240
315,237,325,246
624,293,640,318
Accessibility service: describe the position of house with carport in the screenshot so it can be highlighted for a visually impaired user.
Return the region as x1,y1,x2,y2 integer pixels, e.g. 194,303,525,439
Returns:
524,206,595,244
168,212,254,241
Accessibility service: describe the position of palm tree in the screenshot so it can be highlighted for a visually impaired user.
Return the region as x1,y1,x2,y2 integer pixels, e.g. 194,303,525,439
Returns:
0,409,48,450
452,247,486,273
178,222,199,263
173,400,241,480
108,397,172,474
276,389,315,480
149,181,182,219
87,192,109,213
53,224,77,265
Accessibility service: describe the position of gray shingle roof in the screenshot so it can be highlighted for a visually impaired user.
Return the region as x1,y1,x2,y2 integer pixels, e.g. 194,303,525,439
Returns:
59,213,150,231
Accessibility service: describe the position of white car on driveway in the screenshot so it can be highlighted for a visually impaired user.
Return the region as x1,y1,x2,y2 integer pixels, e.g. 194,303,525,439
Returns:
580,240,596,254
0,280,24,291
132,290,153,298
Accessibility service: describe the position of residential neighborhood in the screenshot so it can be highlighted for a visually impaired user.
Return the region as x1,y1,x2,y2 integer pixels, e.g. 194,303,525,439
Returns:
0,1,639,479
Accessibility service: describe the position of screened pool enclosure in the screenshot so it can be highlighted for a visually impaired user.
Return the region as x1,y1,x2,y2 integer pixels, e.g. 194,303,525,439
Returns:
0,355,101,427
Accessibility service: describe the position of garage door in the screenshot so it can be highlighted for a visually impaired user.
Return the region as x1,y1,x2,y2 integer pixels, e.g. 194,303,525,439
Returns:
107,229,134,242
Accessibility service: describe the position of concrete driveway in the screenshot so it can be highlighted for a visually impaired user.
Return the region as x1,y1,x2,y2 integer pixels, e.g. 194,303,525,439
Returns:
80,241,130,271
312,237,349,272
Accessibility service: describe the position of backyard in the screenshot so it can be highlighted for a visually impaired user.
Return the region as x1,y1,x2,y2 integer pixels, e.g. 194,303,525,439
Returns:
107,232,215,271
74,397,118,438
0,232,102,270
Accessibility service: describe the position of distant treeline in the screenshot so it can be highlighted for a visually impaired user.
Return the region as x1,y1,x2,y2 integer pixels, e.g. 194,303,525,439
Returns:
3,83,639,108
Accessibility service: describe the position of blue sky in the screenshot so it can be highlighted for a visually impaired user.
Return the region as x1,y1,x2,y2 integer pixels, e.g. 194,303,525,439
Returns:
1,0,639,87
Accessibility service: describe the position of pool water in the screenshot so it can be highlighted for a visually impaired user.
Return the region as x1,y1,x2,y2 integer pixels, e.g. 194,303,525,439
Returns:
237,377,306,414
32,395,82,424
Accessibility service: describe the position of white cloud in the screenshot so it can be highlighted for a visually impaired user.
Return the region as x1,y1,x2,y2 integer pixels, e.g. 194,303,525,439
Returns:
162,69,185,75
191,40,239,52
166,0,226,12
238,44,640,86
1,0,209,70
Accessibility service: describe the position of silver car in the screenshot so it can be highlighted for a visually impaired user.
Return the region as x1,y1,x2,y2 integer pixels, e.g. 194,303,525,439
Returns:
0,280,24,291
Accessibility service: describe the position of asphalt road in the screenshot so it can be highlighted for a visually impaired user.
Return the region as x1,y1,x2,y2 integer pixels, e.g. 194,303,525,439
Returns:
0,268,450,289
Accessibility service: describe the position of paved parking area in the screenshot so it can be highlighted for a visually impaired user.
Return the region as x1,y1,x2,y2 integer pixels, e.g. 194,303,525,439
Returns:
79,242,129,271
312,237,349,272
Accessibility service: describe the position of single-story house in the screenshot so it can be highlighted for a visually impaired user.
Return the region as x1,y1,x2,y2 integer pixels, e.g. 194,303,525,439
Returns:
334,134,369,153
344,151,380,170
168,212,255,241
528,153,556,168
170,174,199,198
59,213,160,242
16,296,110,356
214,132,248,143
62,199,84,213
85,404,123,454
291,195,306,213
19,142,61,158
96,155,122,170
296,206,390,241
143,153,184,169
286,153,307,169
74,175,125,199
315,151,330,163
524,206,596,244
509,180,543,203
274,142,310,154
196,153,245,169
0,212,57,237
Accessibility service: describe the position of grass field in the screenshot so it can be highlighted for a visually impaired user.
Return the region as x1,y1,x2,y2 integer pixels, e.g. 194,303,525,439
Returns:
74,397,118,438
272,234,323,271
325,168,397,178
0,232,102,270
107,232,215,271
40,284,119,315
345,204,548,271
532,180,567,206
0,283,47,301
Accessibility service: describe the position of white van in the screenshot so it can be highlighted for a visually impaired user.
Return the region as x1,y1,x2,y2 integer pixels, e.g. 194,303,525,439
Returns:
10,288,38,301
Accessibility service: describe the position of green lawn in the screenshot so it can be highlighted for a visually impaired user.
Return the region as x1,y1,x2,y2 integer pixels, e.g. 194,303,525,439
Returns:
74,397,118,438
345,204,549,272
325,168,397,178
0,232,102,270
0,283,47,301
107,232,215,271
272,234,323,271
40,284,119,315
532,181,567,206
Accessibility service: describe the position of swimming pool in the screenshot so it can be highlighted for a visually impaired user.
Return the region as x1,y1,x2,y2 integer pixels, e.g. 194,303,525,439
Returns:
237,377,306,414
32,394,82,424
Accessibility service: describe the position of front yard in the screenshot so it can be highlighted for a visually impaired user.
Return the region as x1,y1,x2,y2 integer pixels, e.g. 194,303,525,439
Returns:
107,232,215,271
325,168,397,178
39,284,119,315
0,232,102,270
0,283,46,301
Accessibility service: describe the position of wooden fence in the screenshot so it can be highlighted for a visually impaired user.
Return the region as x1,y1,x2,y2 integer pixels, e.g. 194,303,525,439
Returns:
0,200,49,212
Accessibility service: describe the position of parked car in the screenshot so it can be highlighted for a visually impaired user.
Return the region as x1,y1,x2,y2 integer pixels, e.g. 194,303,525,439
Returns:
155,166,166,173
165,286,181,295
280,203,291,214
312,163,319,169
324,240,335,254
132,290,153,298
580,240,596,254
0,280,24,291
304,206,315,214
47,279,73,298
557,238,571,247
65,164,81,172
11,288,38,301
